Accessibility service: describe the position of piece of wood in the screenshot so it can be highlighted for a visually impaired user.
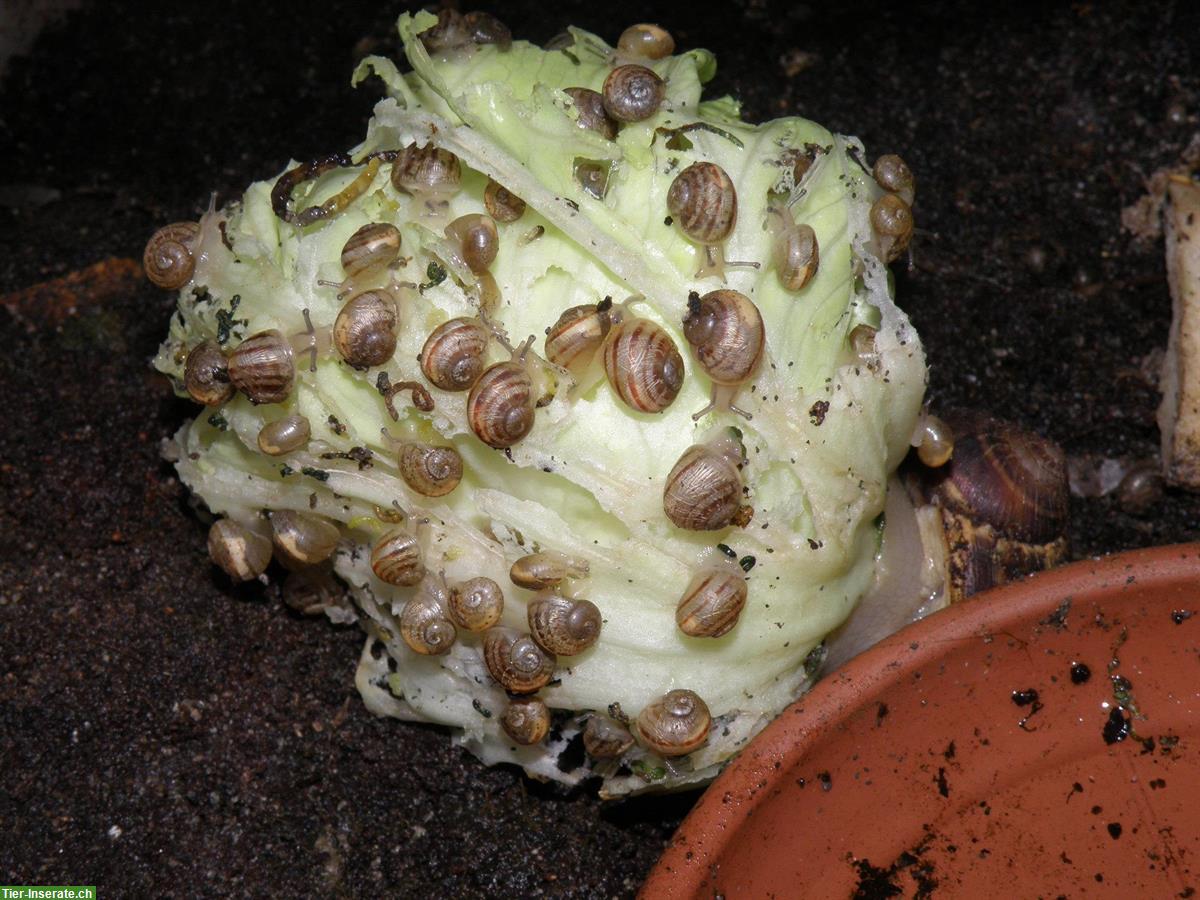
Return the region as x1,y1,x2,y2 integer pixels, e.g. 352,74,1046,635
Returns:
1158,177,1200,486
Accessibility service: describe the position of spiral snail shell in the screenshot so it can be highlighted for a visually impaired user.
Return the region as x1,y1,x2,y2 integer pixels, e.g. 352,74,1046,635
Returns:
636,689,711,757
583,715,635,760
617,24,675,60
333,290,398,369
870,193,914,263
391,142,462,198
667,162,737,246
184,340,234,406
207,519,272,582
563,87,618,140
544,299,613,373
144,221,200,290
676,567,748,638
398,443,463,497
767,207,819,292
370,529,426,587
601,317,685,413
912,411,954,468
484,178,526,222
483,628,556,694
444,213,499,274
467,360,535,448
228,330,295,405
602,64,665,123
420,317,490,392
257,414,311,456
270,510,341,568
872,154,915,206
447,576,504,632
683,289,764,386
663,438,753,531
400,589,457,656
510,551,590,591
527,592,602,656
501,697,551,746
341,223,401,282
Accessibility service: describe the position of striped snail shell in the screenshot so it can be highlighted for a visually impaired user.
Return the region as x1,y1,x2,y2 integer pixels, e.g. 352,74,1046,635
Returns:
467,360,535,448
601,317,685,413
870,193,914,263
390,142,462,196
370,529,426,587
341,223,401,281
420,317,490,391
583,715,635,759
445,213,499,274
398,443,463,497
483,628,556,694
545,299,613,372
682,289,764,386
617,24,675,59
667,162,737,245
872,154,915,206
663,439,752,531
510,551,589,590
527,591,602,656
228,330,295,405
144,221,200,290
257,414,311,456
447,577,504,632
636,689,711,757
769,209,819,292
676,567,748,637
602,64,665,123
207,519,272,582
563,87,618,140
484,179,526,222
270,510,340,568
501,697,551,746
184,340,234,406
333,290,398,369
400,589,457,656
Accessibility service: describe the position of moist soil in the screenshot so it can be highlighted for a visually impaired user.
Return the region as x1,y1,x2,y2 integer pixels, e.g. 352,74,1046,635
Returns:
1,1,1196,896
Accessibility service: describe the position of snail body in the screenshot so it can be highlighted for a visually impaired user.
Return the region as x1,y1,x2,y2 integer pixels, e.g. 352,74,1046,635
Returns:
664,436,753,531
602,64,665,123
144,221,200,290
184,340,234,406
544,298,614,374
636,689,711,757
527,592,602,656
601,316,684,413
270,510,340,568
501,698,551,745
370,529,426,587
333,290,398,369
676,567,748,637
228,330,295,405
483,628,556,694
510,551,589,591
420,317,491,392
257,414,311,456
207,519,272,582
447,577,504,631
398,443,463,497
682,289,764,420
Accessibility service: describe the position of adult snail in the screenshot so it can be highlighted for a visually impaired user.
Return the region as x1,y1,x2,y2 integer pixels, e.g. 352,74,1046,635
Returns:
664,433,753,531
682,289,764,420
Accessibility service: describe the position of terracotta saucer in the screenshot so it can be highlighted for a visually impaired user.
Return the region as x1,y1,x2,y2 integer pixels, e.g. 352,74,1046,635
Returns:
643,545,1200,898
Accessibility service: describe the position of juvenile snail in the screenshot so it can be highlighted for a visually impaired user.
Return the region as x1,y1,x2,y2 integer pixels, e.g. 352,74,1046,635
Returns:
872,154,915,206
144,221,200,290
371,528,426,587
468,336,555,449
184,340,234,406
911,410,954,468
270,510,341,568
582,715,635,759
391,142,462,214
484,178,526,222
602,64,665,123
667,162,747,281
340,222,402,285
228,330,295,405
281,568,346,616
563,87,618,140
683,289,764,420
636,689,711,757
664,435,753,531
400,577,457,656
447,576,504,631
207,518,272,582
849,324,879,366
676,567,748,638
418,9,512,53
257,414,311,456
765,206,819,292
483,628,556,694
870,193,914,264
544,297,614,373
601,315,685,413
398,442,463,497
616,24,675,60
333,289,399,369
444,213,499,274
420,317,491,392
501,697,551,746
510,551,590,590
527,591,602,656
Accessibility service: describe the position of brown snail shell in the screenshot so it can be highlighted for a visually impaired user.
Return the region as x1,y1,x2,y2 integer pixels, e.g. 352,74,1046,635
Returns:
774,220,819,292
184,340,234,406
872,154,915,206
510,551,589,590
420,317,490,392
398,443,463,497
664,440,752,531
914,412,954,468
501,697,551,746
341,223,401,281
483,628,556,694
849,324,878,362
270,510,340,568
207,518,272,582
447,577,504,632
445,213,499,274
333,290,398,369
563,87,618,140
636,689,711,757
870,193,914,263
144,221,200,290
667,162,737,245
617,24,675,59
390,142,462,196
601,317,684,413
527,592,602,656
583,715,635,759
257,414,311,456
467,360,535,448
228,330,295,405
463,11,512,49
418,8,469,52
683,289,764,386
484,179,526,222
282,568,346,616
676,567,748,637
400,592,457,656
545,301,613,372
602,64,665,123
370,529,426,587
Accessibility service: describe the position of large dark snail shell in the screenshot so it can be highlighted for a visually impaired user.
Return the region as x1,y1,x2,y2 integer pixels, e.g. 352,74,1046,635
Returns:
184,340,234,406
563,87,618,140
636,689,711,757
601,64,665,123
601,317,684,413
667,163,737,245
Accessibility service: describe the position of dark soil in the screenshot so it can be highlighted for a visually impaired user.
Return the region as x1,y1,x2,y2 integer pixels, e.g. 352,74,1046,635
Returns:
1,1,1196,896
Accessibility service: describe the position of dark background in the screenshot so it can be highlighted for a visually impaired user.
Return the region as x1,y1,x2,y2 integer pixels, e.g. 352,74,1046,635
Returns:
1,1,1196,896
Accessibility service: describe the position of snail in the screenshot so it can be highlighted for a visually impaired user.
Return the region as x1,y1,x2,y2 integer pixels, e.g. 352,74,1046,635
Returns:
765,206,819,292
910,410,954,468
228,330,295,405
257,414,311,456
544,297,615,374
281,567,346,616
467,336,556,449
500,697,551,746
443,213,499,275
370,528,426,587
418,9,512,53
636,689,711,757
872,154,915,206
849,324,879,367
582,715,635,760
420,317,491,391
482,628,556,694
484,178,526,222
399,575,457,656
318,223,402,297
397,442,463,497
333,289,399,369
144,222,200,290
269,510,341,569
616,24,675,60
573,158,612,200
447,576,504,632
207,518,272,582
510,551,590,591
1115,460,1164,516
664,434,753,531
601,314,685,413
390,142,462,216
676,566,749,637
184,340,234,406
602,64,665,123
667,162,750,281
682,289,764,420
527,591,602,656
869,193,914,264
563,87,618,140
